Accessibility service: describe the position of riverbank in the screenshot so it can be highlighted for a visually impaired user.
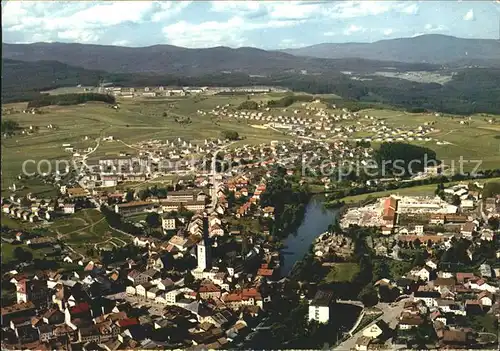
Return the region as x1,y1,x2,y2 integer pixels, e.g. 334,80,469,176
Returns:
281,197,340,276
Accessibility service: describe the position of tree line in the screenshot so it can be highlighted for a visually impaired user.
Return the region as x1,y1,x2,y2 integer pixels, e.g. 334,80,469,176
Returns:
260,166,311,239
27,93,116,108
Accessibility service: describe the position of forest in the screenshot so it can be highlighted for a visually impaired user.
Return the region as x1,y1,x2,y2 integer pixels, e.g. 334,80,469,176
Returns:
27,93,116,108
3,58,500,115
374,142,438,177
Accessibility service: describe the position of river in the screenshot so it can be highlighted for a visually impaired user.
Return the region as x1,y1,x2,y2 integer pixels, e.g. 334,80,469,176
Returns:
281,197,340,276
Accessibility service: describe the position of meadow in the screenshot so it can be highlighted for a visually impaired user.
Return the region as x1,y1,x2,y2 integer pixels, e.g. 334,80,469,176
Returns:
364,109,500,171
49,209,131,254
323,262,360,283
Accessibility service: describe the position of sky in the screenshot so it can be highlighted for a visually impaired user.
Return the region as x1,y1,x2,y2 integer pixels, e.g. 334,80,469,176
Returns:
2,1,500,49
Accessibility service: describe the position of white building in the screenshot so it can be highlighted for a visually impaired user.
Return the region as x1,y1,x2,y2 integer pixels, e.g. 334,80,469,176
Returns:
161,215,176,231
197,239,211,271
308,290,334,324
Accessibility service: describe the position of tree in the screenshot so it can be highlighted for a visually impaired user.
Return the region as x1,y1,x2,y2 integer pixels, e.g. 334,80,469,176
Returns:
374,142,437,177
413,238,422,249
13,247,33,262
238,100,258,110
145,212,161,230
125,189,134,202
358,285,379,307
413,250,427,267
220,130,239,141
451,194,461,206
162,111,167,117
137,189,149,201
184,271,195,286
1,119,20,135
487,216,499,230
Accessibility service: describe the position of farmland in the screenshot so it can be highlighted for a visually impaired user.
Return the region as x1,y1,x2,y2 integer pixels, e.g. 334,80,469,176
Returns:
2,92,499,198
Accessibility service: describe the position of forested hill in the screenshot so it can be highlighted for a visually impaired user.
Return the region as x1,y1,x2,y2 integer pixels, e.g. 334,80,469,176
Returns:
2,42,440,75
281,34,500,66
3,58,500,116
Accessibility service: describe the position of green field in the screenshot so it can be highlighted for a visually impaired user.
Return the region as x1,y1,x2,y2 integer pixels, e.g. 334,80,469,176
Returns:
1,242,50,262
1,209,132,260
49,209,132,254
363,109,500,171
323,262,360,283
0,214,35,230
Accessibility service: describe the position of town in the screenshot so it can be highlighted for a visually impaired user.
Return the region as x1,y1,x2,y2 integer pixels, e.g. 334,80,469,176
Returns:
2,86,500,350
2,115,499,349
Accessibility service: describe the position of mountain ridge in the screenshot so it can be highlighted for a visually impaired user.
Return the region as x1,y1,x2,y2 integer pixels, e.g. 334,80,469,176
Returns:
279,34,500,65
2,40,442,77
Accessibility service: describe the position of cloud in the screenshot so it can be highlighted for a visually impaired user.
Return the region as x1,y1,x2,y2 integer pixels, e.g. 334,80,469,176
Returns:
277,38,305,49
209,1,324,20
463,9,475,21
343,24,366,35
400,3,419,15
112,40,131,47
210,1,420,23
2,1,191,43
267,2,324,20
383,28,394,36
323,31,336,37
58,29,100,43
424,24,448,32
325,1,420,19
210,1,263,14
162,16,302,48
151,2,193,22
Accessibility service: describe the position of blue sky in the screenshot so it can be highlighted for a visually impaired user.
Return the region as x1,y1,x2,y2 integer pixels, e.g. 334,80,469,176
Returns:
2,1,499,48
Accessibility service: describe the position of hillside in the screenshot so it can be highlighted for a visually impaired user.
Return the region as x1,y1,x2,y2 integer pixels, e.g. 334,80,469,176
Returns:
281,34,500,66
3,58,500,115
2,42,439,76
1,59,107,102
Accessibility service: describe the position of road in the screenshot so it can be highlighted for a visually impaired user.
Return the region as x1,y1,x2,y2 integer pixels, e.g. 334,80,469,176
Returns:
337,300,365,308
478,199,488,222
334,298,410,351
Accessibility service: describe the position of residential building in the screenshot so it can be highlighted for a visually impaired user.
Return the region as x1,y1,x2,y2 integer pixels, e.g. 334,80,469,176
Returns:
308,290,334,324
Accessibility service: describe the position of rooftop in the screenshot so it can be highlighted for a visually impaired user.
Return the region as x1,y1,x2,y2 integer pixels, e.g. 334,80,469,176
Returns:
311,290,334,307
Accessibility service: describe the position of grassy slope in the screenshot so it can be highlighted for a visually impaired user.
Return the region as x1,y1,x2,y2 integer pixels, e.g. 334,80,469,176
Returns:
323,262,360,283
364,109,500,171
